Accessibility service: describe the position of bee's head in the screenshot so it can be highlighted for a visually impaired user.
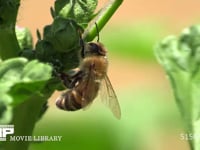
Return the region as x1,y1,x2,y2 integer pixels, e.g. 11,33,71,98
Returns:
84,42,107,57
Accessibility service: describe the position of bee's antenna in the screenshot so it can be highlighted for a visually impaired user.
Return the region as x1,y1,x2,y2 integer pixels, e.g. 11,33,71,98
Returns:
95,22,100,42
78,29,85,58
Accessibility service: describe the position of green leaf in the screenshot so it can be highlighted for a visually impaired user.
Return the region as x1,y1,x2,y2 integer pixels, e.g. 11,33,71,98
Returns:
15,26,33,50
0,58,52,124
155,25,200,150
0,58,26,124
0,94,13,124
35,18,82,72
0,58,27,86
43,17,83,53
21,60,52,81
9,81,46,106
35,40,56,61
54,0,97,27
10,60,52,105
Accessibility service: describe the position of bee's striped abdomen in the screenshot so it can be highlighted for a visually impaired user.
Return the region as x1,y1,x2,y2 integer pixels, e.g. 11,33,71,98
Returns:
56,90,82,111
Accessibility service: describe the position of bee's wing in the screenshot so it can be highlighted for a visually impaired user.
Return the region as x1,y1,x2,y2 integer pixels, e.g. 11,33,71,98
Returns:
100,74,121,119
81,71,95,111
81,70,99,109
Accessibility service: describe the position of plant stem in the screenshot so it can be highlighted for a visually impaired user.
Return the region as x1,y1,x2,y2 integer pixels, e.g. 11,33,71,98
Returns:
83,0,123,41
0,0,21,60
0,28,20,60
169,73,194,149
3,95,47,150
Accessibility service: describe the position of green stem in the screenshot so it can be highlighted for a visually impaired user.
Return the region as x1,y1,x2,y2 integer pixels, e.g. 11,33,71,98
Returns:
0,0,21,60
169,72,195,150
0,28,20,60
3,95,47,150
83,0,123,41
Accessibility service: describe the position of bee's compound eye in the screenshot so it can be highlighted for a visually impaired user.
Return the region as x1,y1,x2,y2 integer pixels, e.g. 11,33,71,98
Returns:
88,42,106,56
88,43,99,52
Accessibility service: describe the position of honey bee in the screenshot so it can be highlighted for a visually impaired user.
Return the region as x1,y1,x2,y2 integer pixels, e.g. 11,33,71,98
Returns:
56,33,121,119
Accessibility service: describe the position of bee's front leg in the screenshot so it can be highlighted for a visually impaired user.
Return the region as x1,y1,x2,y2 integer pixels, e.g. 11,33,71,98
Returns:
60,68,84,89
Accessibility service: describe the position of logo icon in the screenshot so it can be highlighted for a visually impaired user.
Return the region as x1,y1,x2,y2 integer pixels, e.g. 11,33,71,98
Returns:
0,125,14,141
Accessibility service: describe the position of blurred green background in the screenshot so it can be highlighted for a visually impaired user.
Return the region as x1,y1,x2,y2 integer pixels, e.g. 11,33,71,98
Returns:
16,0,200,149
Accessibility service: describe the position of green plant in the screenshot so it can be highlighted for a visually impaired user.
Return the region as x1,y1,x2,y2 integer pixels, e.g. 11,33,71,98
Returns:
0,0,123,149
155,25,200,150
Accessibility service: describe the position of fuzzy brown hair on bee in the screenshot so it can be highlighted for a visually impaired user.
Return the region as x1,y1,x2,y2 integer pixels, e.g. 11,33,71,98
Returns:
56,41,121,119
